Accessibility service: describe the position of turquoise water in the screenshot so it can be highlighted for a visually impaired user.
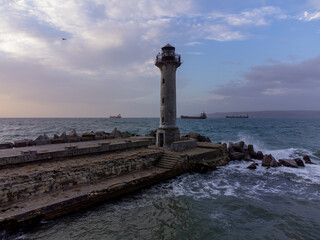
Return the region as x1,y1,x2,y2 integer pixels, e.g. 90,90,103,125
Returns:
1,118,320,240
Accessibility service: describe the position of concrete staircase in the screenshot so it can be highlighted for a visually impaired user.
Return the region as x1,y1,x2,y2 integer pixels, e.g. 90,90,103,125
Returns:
156,152,181,169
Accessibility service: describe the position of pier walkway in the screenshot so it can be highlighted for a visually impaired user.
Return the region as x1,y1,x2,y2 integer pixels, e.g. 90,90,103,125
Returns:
0,138,229,231
0,136,155,167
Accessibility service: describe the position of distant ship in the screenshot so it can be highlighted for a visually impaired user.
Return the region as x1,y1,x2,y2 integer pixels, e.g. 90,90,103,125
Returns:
110,114,121,118
226,114,248,118
181,112,207,119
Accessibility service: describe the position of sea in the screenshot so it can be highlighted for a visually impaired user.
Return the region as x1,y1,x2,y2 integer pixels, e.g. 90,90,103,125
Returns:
1,118,320,240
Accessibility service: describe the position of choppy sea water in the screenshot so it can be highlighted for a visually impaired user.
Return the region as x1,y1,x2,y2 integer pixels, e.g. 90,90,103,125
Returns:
1,118,320,240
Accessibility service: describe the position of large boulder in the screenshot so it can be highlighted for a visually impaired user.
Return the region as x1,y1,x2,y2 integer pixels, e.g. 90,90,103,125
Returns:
121,131,131,138
51,132,67,144
248,144,257,158
229,152,245,161
262,154,280,167
67,129,81,142
231,141,245,153
110,128,122,138
303,155,314,164
95,131,106,137
242,152,252,161
82,131,95,137
198,135,211,142
95,131,108,140
247,163,258,169
14,139,35,148
294,158,305,167
35,134,49,141
189,132,211,142
194,160,217,173
81,131,95,141
53,134,60,139
189,132,200,139
256,151,264,160
35,134,51,145
146,130,156,137
278,159,298,168
228,143,235,153
60,132,67,140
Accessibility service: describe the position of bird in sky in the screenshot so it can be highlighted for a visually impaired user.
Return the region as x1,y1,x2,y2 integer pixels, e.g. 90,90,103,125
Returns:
62,38,67,40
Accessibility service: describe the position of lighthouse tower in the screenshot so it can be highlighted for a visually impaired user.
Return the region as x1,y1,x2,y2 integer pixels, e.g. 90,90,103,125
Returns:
155,44,181,147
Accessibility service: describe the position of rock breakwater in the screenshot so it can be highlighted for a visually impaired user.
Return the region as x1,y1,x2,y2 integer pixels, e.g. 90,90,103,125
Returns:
0,128,138,150
227,141,315,169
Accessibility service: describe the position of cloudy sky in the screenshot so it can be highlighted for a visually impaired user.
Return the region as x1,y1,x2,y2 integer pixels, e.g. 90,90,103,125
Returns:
1,0,320,117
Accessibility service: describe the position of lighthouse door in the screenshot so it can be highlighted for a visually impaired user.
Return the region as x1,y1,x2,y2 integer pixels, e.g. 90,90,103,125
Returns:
159,133,164,147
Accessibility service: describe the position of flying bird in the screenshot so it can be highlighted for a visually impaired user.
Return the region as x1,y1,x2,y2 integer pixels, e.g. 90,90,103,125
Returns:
62,38,67,40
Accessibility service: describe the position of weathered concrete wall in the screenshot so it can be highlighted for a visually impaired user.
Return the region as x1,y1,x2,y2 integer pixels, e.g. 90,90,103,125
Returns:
0,151,161,205
194,143,230,167
171,139,197,152
0,139,153,167
0,142,229,231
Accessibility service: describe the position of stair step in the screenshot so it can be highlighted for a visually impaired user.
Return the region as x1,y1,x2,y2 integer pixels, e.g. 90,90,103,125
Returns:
156,153,181,169
158,161,176,165
161,158,179,161
158,160,176,164
158,163,175,167
158,162,176,166
162,158,179,161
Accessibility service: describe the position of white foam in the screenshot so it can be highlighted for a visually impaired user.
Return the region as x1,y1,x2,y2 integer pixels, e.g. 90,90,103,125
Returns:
236,132,266,151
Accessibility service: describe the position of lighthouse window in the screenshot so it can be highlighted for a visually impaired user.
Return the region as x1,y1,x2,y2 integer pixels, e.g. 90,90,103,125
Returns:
162,98,164,104
162,78,165,84
162,117,164,123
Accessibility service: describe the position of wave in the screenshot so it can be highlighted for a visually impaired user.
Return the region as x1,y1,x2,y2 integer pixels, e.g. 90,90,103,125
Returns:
221,132,320,161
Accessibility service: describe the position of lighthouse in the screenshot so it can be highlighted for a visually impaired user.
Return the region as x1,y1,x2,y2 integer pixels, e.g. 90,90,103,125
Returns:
155,44,181,147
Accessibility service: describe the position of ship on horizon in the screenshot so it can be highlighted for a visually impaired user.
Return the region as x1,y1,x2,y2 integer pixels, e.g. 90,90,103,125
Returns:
181,112,207,119
109,114,121,119
226,114,248,118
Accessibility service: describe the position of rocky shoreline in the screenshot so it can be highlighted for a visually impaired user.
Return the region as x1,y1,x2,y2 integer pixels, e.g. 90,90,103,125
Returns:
227,140,315,169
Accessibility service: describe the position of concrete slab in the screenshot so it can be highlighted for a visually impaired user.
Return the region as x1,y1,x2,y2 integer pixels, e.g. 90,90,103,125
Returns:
0,137,155,167
0,141,228,231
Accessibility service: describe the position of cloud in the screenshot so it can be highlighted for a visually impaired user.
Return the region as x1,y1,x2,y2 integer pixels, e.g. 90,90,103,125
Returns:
0,1,299,116
262,88,288,95
299,11,320,21
208,56,320,111
204,25,246,41
185,41,202,46
196,6,287,41
210,6,286,26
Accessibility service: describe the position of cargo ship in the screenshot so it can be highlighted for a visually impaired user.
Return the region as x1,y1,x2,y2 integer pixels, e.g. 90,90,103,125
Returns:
110,114,121,118
181,112,207,119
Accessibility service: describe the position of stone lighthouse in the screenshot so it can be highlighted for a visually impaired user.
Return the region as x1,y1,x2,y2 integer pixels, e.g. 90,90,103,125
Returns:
155,44,181,147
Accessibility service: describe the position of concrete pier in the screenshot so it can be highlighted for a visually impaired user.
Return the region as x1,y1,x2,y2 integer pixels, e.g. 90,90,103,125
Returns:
0,138,229,231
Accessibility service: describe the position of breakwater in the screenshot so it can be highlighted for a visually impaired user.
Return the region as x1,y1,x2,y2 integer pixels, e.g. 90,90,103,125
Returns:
0,130,229,232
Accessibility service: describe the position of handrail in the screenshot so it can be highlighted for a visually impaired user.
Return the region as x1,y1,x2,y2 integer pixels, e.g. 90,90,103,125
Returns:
155,53,181,64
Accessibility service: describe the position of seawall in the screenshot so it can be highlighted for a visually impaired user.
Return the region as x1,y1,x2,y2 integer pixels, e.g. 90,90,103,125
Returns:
0,137,229,231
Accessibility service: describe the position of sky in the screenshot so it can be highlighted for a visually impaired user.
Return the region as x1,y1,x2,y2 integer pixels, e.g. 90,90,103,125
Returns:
1,0,320,117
